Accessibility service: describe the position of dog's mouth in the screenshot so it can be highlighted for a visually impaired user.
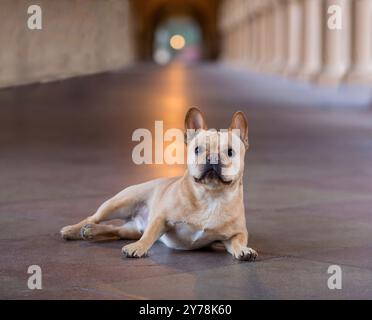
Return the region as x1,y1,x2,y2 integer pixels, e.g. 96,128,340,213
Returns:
194,168,232,185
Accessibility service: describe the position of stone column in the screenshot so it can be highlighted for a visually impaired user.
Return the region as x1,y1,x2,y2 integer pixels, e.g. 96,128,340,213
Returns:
257,11,267,70
236,23,242,64
228,27,233,63
225,30,230,63
265,4,275,72
236,24,242,64
250,13,259,68
250,15,257,66
283,0,303,76
226,29,232,63
317,0,351,85
243,18,250,67
299,0,323,80
231,29,235,63
272,0,289,73
346,0,372,83
232,26,237,62
246,18,251,65
240,21,247,65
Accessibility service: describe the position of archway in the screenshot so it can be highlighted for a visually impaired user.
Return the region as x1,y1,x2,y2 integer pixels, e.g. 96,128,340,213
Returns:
130,0,220,62
153,16,202,64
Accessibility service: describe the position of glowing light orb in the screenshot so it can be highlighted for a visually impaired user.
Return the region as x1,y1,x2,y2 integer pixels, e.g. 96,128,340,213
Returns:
170,34,186,50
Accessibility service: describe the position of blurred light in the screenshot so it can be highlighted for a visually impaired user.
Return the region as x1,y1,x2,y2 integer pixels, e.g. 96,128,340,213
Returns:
154,48,171,65
170,35,186,50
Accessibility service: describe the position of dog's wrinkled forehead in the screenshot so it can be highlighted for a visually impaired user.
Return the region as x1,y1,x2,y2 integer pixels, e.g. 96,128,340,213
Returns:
188,129,243,149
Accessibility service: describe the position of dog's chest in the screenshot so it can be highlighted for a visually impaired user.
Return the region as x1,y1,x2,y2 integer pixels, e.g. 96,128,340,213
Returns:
160,223,223,250
160,205,227,250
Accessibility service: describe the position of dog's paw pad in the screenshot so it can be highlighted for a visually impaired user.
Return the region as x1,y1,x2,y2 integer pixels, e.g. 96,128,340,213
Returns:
235,247,258,261
122,242,148,258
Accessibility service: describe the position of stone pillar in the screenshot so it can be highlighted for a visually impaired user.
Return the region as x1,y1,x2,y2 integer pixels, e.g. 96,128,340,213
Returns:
246,16,253,66
236,23,242,64
299,0,323,80
226,29,232,63
222,29,229,61
241,21,249,66
265,4,275,72
228,27,233,63
250,15,257,66
236,24,242,63
272,0,289,73
346,0,372,83
283,0,303,76
232,26,237,62
243,19,250,67
250,13,259,68
257,11,267,70
317,0,351,85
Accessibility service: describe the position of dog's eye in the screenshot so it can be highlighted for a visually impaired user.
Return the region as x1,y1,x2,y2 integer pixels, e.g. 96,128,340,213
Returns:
195,146,200,155
227,148,234,157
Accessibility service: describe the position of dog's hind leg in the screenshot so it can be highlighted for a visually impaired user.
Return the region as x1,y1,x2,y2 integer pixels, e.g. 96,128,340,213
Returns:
60,181,155,240
80,221,142,241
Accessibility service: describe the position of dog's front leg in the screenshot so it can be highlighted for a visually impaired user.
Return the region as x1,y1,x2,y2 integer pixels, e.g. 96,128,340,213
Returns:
122,216,166,258
223,233,258,261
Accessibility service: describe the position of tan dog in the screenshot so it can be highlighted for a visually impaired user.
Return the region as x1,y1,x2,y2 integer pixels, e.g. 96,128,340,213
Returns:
60,108,257,261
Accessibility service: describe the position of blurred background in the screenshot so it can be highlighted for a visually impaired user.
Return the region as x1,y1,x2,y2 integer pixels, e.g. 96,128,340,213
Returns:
1,0,372,87
1,0,372,300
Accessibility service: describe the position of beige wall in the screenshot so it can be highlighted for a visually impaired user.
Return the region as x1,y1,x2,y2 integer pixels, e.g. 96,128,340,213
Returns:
0,0,134,88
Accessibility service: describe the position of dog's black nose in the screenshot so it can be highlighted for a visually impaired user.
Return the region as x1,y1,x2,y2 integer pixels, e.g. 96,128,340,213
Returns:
207,153,219,165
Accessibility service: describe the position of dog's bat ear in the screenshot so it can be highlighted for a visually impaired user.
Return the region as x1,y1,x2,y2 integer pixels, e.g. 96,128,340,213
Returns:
185,107,208,131
229,111,249,149
184,107,207,143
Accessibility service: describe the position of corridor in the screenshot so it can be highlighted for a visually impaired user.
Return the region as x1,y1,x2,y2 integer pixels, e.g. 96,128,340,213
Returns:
1,63,372,299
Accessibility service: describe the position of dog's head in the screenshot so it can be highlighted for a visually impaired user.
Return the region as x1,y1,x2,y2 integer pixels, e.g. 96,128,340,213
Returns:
185,107,249,188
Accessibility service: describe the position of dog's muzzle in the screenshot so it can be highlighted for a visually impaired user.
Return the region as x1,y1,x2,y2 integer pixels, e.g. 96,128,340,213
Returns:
195,154,232,185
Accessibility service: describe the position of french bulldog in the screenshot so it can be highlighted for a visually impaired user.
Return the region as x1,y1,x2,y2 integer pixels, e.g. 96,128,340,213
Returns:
60,107,257,261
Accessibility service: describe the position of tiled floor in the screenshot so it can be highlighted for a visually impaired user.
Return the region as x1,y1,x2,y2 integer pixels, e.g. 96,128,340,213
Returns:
1,63,372,299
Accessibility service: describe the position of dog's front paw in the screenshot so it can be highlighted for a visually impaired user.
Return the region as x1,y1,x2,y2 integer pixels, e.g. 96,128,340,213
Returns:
234,247,258,261
122,242,148,258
